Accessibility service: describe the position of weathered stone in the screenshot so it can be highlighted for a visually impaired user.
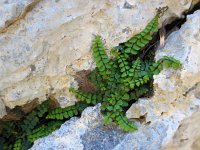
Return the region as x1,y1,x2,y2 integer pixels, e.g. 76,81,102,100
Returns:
30,9,200,150
0,99,6,118
162,111,200,150
30,104,126,150
126,9,200,149
0,0,196,116
1,0,200,150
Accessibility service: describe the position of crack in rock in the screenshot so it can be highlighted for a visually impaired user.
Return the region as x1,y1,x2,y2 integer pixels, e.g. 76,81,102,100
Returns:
0,0,42,33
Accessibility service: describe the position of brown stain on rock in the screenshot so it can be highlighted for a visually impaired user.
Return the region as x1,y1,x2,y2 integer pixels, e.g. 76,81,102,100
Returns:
74,70,96,93
0,0,42,33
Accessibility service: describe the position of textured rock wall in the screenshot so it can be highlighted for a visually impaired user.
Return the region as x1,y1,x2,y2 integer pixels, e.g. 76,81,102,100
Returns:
1,0,200,150
30,9,200,150
163,111,200,150
0,0,196,118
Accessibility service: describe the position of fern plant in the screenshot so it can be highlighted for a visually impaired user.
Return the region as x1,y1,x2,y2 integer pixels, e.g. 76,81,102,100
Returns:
0,99,88,149
0,7,181,149
69,12,181,132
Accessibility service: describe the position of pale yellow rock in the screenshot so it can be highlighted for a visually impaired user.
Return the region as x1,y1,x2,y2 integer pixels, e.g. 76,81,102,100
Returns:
163,111,200,150
0,0,196,117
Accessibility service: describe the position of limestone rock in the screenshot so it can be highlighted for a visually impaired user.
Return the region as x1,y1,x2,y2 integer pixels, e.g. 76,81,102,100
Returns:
29,104,173,150
0,0,33,31
30,104,126,150
1,0,200,149
30,8,200,150
126,9,200,149
162,111,200,150
0,0,196,116
0,99,6,118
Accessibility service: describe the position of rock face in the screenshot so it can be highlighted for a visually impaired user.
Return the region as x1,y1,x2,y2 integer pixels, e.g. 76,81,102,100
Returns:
125,9,200,149
30,104,126,150
1,0,200,150
0,0,197,117
163,111,200,150
29,104,170,150
30,9,200,150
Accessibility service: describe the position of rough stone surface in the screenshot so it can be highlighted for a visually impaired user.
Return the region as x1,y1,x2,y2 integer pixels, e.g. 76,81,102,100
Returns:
30,104,127,150
0,0,33,31
30,9,200,150
162,111,200,150
126,9,200,149
29,104,171,150
0,0,196,116
1,0,200,149
0,99,6,118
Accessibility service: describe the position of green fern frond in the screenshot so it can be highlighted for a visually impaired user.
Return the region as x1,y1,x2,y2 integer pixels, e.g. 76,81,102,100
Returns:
158,56,182,69
123,58,150,89
88,68,107,91
46,105,78,120
27,121,62,142
13,139,22,150
20,100,50,134
116,113,137,132
35,100,50,118
124,15,159,55
69,88,100,105
148,56,182,76
130,86,149,100
20,113,39,134
0,122,16,139
92,35,112,78
117,53,130,78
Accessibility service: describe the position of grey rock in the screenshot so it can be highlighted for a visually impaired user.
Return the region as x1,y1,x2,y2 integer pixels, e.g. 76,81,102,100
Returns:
163,111,200,150
30,104,126,150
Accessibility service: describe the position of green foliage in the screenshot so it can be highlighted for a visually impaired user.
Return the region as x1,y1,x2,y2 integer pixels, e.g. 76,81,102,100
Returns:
0,9,182,149
69,88,102,105
27,121,63,142
46,105,78,120
20,100,50,134
88,68,107,91
117,53,130,79
124,15,159,55
116,113,137,132
46,101,88,120
13,139,22,150
92,35,113,79
69,15,182,132
0,122,17,139
0,100,81,150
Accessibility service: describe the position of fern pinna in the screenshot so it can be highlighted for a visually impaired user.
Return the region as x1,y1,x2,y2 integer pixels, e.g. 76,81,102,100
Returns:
69,13,181,131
